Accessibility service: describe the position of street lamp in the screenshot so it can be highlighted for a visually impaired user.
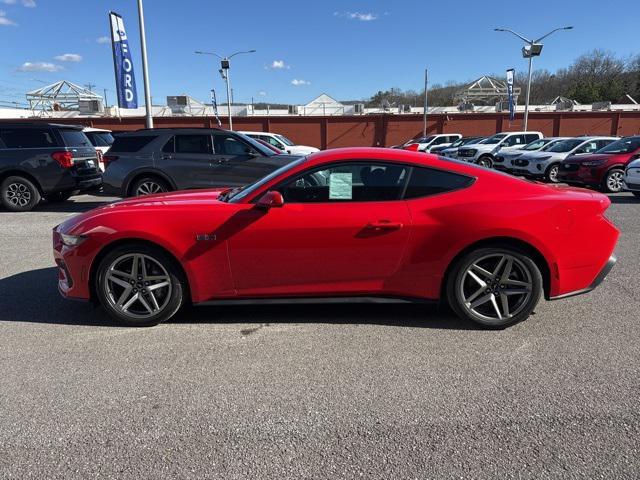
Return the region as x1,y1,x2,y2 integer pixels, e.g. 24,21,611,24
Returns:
494,26,573,131
194,49,256,130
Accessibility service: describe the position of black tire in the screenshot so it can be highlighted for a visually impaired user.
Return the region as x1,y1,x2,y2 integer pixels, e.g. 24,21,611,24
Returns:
95,244,187,327
477,155,493,168
130,176,170,197
44,191,74,203
601,169,624,193
545,163,560,183
1,175,41,212
446,246,543,329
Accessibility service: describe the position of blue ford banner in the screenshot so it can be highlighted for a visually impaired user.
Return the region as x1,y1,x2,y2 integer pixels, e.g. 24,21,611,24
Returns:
109,12,138,109
506,68,515,121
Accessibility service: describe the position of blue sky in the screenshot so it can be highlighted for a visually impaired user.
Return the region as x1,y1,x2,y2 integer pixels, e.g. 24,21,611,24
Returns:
0,0,638,108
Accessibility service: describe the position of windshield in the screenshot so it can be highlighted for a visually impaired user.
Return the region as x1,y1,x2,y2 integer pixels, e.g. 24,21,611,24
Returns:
227,156,308,203
540,139,564,151
483,134,507,145
235,132,276,156
450,138,470,148
547,139,584,153
522,139,548,151
276,134,295,146
597,137,640,154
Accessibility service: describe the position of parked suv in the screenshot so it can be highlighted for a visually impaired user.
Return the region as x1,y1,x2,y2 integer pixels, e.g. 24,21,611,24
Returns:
456,131,543,167
433,136,485,156
0,123,102,211
239,131,319,155
402,134,462,153
493,137,565,172
558,136,640,193
510,136,617,182
102,128,302,197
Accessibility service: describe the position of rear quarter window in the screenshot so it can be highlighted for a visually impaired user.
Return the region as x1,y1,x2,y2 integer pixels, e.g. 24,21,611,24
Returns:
403,166,474,199
109,135,158,152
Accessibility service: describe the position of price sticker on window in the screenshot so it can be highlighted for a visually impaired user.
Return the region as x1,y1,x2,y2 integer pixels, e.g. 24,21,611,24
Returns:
329,172,352,199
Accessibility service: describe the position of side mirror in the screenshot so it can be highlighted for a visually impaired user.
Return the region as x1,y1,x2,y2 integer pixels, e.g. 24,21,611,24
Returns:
256,191,284,209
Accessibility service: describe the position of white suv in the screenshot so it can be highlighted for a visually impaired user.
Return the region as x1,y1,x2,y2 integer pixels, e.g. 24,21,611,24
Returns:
240,131,319,155
623,158,640,198
456,131,543,167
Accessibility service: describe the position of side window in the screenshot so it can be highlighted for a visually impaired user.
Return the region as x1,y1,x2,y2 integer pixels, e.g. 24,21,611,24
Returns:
404,166,474,199
597,139,613,149
433,137,448,145
213,134,251,156
582,141,599,153
109,135,157,153
525,134,540,143
279,162,408,203
175,135,212,154
502,135,518,147
0,128,57,148
162,136,175,153
267,136,283,148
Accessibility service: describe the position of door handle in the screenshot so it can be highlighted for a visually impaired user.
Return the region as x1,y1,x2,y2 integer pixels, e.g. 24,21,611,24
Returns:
216,157,230,164
365,221,403,231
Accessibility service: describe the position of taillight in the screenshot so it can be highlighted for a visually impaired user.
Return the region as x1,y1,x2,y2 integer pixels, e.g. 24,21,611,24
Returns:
51,151,73,168
103,155,119,169
96,149,104,166
404,143,420,152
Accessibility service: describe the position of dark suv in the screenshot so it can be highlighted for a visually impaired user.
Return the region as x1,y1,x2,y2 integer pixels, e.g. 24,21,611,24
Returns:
0,123,102,211
102,128,301,197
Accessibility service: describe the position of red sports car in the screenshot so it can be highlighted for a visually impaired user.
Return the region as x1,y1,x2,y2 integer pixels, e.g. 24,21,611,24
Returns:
53,148,619,328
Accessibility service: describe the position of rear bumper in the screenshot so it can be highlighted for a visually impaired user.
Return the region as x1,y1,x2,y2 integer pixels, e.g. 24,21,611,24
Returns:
549,255,617,300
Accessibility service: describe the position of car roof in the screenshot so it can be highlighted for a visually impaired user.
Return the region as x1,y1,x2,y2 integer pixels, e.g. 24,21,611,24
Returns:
0,122,83,130
239,131,275,135
83,127,111,133
117,127,227,136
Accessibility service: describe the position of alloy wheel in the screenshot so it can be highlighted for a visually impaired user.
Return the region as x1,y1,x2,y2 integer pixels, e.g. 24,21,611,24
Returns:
5,182,31,207
135,181,165,196
459,253,533,322
606,171,624,193
103,253,172,319
548,165,559,183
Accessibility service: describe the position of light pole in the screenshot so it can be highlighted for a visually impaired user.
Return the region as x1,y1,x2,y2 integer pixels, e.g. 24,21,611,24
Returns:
194,49,256,130
137,0,153,129
423,68,428,137
494,26,573,131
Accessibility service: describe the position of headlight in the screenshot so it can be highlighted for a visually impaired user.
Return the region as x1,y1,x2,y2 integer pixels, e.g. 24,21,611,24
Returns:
582,160,605,167
60,233,87,247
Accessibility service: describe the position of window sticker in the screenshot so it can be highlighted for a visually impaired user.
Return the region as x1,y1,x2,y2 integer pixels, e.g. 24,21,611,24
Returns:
329,172,353,199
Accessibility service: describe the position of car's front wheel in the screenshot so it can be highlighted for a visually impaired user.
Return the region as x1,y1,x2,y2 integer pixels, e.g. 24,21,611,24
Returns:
602,169,624,193
96,244,186,326
477,155,493,168
545,163,560,183
446,247,543,328
1,175,41,212
131,176,169,197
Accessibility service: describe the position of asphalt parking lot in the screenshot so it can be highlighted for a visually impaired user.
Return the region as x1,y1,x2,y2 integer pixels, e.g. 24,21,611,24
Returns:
1,193,639,479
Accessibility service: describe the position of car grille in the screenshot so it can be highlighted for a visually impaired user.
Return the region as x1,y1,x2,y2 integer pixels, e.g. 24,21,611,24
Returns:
513,159,529,167
561,163,579,172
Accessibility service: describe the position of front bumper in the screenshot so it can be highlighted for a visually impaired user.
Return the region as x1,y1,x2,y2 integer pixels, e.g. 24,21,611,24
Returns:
53,229,92,301
550,255,617,300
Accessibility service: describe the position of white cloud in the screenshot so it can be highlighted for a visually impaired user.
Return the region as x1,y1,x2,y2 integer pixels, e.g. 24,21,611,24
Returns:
22,0,36,7
258,91,267,96
96,36,110,44
0,10,17,25
266,59,289,70
334,11,379,21
291,79,310,86
1,1,17,5
17,62,63,72
54,53,82,62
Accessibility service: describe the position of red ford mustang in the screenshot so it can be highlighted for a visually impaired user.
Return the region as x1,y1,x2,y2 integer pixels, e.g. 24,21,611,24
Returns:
53,147,619,328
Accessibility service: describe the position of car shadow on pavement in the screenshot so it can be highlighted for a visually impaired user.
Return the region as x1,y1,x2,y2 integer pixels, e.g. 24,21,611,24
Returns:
0,267,479,330
36,198,115,214
608,194,639,204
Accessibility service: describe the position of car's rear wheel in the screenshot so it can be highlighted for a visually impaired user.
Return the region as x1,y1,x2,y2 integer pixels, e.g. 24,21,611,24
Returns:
446,247,543,328
1,176,41,212
131,176,169,197
602,169,624,193
96,245,186,326
477,155,493,168
545,163,560,183
44,191,74,203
